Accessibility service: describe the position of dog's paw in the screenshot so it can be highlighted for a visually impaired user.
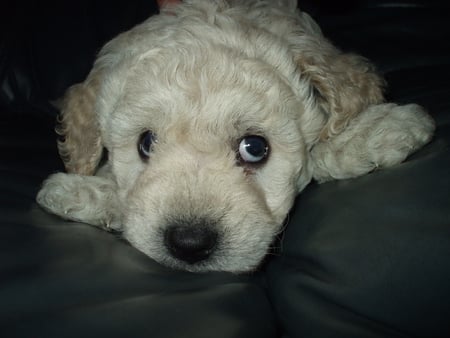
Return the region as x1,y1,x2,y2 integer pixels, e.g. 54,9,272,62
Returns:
311,103,435,182
36,173,121,230
366,103,435,168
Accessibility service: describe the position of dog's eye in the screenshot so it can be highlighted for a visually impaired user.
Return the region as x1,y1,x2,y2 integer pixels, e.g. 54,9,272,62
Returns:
238,135,269,164
138,131,156,160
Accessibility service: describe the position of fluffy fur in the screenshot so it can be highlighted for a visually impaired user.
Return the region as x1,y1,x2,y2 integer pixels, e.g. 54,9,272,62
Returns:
37,0,435,272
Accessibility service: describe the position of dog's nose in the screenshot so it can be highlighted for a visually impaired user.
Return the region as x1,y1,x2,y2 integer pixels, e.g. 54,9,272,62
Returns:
164,225,218,264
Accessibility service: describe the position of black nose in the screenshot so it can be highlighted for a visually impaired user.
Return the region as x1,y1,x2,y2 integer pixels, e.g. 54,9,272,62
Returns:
164,225,218,264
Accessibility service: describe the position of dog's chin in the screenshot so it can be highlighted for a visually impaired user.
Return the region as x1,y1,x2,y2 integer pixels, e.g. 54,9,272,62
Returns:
125,235,268,273
152,252,266,274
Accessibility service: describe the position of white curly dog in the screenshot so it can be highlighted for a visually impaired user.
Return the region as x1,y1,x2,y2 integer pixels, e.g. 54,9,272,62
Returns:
37,0,435,272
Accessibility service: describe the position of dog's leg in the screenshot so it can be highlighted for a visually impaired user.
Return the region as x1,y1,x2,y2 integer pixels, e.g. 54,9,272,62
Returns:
310,103,435,182
36,172,121,230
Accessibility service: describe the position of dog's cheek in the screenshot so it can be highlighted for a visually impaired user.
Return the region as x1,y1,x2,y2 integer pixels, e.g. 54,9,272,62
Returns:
255,159,300,223
109,147,147,198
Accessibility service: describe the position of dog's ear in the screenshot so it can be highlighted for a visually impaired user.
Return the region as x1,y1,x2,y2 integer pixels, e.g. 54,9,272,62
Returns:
56,74,103,175
297,51,385,141
293,13,385,141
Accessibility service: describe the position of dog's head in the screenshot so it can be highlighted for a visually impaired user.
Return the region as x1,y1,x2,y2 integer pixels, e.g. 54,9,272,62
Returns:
56,0,383,272
101,39,312,272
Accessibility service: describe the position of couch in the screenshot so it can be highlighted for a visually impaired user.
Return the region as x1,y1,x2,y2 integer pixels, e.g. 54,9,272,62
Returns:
1,1,449,337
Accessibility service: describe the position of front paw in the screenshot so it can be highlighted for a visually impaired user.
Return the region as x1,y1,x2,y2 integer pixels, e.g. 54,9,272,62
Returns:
310,103,435,183
37,173,79,218
36,173,121,229
368,103,435,167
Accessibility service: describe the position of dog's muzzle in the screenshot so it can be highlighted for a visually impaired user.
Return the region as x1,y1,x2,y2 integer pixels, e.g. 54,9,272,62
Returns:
164,224,218,264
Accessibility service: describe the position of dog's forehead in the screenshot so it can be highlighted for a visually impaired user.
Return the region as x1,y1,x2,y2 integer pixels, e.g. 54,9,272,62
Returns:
110,45,302,143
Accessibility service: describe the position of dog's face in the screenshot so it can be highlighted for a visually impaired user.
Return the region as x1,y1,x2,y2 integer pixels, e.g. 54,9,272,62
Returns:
46,0,390,272
99,45,312,272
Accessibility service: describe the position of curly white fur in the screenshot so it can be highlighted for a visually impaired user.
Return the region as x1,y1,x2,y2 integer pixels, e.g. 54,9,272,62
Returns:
37,0,435,272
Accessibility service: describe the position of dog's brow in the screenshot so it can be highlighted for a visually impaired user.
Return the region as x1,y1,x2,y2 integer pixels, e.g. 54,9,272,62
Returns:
232,120,266,137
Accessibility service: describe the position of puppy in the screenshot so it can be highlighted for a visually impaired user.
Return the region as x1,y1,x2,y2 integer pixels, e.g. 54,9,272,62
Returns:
37,0,435,272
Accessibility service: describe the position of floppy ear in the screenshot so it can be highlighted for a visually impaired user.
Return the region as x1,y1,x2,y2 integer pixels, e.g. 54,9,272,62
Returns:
290,12,434,183
297,51,385,141
293,14,385,141
56,73,103,175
